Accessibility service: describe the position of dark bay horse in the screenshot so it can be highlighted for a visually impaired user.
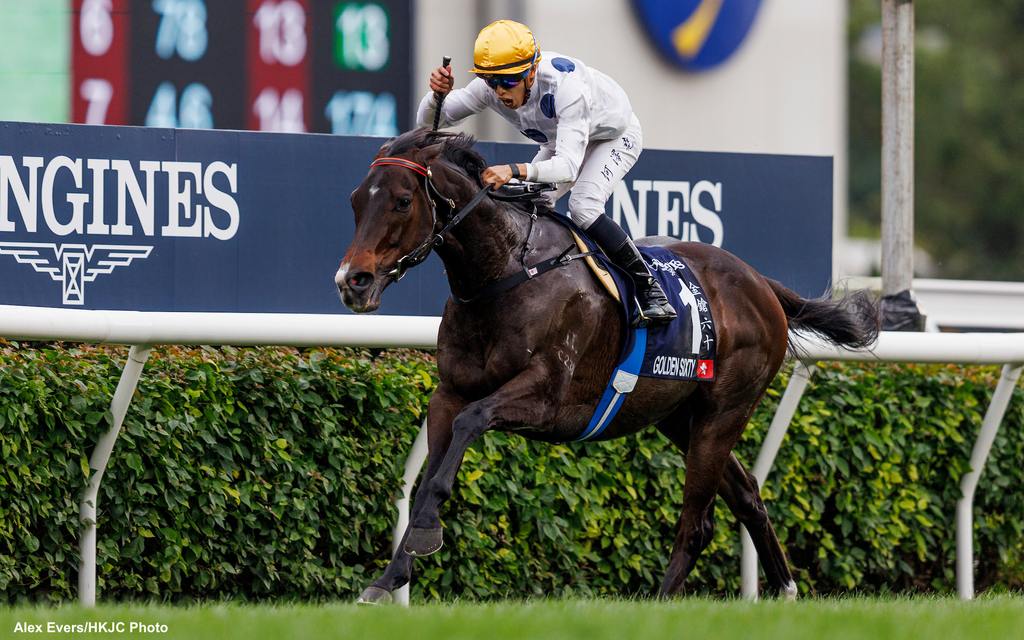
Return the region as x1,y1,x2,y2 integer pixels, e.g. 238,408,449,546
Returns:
335,129,878,603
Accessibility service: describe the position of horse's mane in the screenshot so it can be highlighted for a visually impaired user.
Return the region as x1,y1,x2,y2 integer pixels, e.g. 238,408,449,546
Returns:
383,128,557,216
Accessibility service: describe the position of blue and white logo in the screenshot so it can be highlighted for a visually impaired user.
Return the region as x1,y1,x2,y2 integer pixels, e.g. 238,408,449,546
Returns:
0,243,152,305
631,0,763,71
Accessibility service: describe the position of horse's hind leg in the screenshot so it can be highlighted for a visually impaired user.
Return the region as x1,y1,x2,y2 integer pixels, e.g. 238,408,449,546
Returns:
656,405,746,597
718,453,797,599
655,412,795,598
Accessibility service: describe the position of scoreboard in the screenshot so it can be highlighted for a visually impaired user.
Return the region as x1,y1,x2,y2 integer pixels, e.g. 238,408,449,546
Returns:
71,0,413,135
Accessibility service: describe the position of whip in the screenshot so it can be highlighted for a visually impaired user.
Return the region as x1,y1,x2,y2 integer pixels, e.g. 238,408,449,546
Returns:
432,56,451,132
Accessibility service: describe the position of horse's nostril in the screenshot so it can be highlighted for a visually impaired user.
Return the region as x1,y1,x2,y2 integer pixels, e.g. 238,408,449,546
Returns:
348,272,374,293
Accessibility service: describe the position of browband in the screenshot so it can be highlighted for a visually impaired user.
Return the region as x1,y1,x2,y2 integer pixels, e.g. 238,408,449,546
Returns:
370,157,430,177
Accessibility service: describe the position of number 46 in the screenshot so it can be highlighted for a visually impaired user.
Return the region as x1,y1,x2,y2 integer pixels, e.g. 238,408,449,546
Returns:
146,82,214,129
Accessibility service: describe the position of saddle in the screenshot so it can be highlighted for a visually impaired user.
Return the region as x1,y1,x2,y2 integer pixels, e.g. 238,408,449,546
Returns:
565,239,719,442
491,181,557,200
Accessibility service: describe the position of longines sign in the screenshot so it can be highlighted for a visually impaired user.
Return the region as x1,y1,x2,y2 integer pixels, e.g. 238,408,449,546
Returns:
0,121,831,316
0,155,238,305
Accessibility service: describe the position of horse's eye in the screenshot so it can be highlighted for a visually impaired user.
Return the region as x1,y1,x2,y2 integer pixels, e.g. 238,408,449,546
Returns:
396,197,413,212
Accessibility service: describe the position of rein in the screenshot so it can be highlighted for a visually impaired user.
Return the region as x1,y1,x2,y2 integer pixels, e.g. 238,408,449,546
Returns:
368,155,594,300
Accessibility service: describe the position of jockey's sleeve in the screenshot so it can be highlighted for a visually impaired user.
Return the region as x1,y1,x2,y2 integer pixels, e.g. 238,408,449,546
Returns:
530,144,555,165
415,78,491,129
527,77,590,183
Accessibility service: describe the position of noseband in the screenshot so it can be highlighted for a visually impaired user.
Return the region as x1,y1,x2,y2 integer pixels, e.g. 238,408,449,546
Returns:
369,156,492,283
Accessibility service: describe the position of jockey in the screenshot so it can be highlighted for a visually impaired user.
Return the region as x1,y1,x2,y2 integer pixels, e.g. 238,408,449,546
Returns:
416,19,676,324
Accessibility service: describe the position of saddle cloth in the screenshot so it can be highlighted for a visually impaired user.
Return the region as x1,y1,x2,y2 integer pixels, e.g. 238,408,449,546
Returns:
565,230,717,382
550,215,717,442
635,246,717,382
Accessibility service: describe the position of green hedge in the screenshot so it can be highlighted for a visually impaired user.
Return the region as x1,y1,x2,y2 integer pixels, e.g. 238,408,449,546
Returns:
0,341,1022,603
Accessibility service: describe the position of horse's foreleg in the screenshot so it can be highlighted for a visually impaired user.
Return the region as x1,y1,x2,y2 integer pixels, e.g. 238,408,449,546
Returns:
717,453,797,599
358,386,464,604
404,367,558,556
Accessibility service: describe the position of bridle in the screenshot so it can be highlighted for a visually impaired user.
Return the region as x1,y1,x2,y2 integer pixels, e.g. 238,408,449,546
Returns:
367,155,594,304
369,156,492,283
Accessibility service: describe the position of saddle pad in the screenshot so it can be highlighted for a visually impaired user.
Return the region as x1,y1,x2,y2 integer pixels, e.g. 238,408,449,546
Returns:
537,213,718,442
573,245,718,441
637,246,717,381
537,211,716,382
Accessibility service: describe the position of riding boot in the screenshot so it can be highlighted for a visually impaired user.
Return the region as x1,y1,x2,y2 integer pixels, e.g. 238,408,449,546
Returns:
586,216,677,325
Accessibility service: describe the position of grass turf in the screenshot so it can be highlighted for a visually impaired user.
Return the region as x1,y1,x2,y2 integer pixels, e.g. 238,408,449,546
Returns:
1,596,1023,640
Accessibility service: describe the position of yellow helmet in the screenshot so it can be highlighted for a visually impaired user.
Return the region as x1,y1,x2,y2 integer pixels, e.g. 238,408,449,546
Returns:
470,20,541,75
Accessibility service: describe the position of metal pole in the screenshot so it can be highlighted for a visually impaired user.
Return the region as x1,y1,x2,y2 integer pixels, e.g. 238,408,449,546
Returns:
741,362,816,600
881,0,914,296
880,0,924,329
393,419,429,606
955,363,1022,600
78,344,152,607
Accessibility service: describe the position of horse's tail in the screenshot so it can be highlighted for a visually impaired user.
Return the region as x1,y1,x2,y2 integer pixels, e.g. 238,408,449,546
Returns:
765,277,880,352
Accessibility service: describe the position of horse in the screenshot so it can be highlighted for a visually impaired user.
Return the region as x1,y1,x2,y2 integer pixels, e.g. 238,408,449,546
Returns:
335,128,878,603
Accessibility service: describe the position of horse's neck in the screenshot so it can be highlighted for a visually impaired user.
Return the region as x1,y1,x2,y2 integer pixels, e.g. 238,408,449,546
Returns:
436,198,530,299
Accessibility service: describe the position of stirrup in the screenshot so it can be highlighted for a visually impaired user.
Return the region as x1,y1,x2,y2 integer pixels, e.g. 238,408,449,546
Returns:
641,307,677,325
635,280,677,326
632,301,676,327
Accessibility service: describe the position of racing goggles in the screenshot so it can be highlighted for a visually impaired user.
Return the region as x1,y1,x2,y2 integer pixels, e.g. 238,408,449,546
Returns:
480,72,527,90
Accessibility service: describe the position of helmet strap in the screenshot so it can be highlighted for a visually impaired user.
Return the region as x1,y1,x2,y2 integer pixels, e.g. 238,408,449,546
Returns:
522,61,538,102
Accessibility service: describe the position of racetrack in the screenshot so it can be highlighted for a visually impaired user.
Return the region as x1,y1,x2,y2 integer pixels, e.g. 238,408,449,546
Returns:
3,596,1022,640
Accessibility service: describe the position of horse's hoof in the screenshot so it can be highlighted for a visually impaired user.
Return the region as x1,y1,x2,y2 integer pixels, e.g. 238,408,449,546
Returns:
783,580,798,602
356,586,393,605
404,527,443,556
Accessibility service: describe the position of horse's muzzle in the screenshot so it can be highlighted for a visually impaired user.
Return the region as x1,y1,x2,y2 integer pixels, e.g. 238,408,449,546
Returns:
335,265,382,313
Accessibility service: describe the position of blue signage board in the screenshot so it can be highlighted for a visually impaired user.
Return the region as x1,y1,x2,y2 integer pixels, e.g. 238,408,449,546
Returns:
0,121,830,316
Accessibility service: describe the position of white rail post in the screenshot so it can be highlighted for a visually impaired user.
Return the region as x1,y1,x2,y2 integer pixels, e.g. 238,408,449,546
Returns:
955,363,1022,600
78,344,152,607
742,361,816,600
393,419,429,606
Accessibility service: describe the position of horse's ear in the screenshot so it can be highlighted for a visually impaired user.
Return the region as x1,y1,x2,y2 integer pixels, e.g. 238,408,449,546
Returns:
415,142,477,191
428,141,486,180
417,141,446,163
417,142,458,177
